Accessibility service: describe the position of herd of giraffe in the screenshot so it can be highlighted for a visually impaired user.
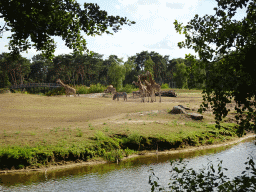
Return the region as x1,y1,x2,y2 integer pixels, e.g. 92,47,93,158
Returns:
56,71,161,102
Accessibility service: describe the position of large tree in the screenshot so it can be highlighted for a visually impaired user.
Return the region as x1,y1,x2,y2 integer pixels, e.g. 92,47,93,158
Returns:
107,55,126,91
174,0,256,135
0,0,135,59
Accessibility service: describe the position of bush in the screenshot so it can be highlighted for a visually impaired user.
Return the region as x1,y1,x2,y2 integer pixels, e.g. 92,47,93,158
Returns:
89,83,106,93
149,156,256,192
161,83,169,89
118,84,136,93
45,87,65,96
75,85,90,94
0,88,11,94
103,149,124,162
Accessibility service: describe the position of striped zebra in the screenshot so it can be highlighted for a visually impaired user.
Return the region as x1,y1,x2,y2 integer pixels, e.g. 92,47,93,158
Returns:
113,92,127,101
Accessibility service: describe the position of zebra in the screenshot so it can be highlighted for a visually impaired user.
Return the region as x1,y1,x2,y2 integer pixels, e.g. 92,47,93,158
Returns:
113,92,127,101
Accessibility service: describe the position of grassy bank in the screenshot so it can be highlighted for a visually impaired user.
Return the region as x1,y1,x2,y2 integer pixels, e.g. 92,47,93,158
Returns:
0,90,241,170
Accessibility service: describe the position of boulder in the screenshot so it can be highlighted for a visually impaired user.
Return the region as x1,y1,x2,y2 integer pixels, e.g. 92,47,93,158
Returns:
155,90,177,97
169,106,187,114
186,113,203,120
169,106,203,120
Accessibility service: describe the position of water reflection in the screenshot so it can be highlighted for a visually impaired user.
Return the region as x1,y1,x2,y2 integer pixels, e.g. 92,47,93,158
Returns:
1,138,255,192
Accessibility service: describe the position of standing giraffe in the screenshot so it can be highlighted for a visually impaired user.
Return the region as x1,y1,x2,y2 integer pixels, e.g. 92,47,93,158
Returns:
144,79,156,102
132,76,148,102
56,79,77,97
145,71,161,102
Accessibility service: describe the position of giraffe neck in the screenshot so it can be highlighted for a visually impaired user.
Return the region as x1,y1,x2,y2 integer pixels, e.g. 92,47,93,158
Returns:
59,80,67,88
148,73,155,85
138,79,144,89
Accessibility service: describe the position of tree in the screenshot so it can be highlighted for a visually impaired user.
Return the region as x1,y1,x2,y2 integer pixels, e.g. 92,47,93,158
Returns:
123,58,136,85
174,0,256,135
0,53,30,87
144,56,155,78
29,54,51,83
107,55,126,91
149,52,167,84
0,0,135,59
173,62,188,89
129,51,150,71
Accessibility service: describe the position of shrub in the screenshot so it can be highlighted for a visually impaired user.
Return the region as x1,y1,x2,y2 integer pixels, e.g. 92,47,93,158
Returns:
161,83,169,89
103,149,124,162
75,85,90,94
45,87,65,96
89,83,106,93
124,148,135,157
118,84,136,93
0,88,11,94
149,157,256,192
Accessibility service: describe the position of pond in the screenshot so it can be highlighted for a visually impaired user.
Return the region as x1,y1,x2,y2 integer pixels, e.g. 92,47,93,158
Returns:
1,137,255,192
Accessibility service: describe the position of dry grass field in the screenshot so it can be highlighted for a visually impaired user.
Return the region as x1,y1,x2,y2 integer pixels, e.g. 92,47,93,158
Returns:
0,89,242,170
0,90,211,146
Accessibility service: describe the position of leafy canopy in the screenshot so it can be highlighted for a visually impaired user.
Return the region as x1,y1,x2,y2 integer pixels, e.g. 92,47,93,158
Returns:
174,0,256,135
0,0,136,59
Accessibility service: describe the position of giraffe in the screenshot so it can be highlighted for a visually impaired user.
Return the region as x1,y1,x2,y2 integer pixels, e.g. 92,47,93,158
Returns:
143,79,156,102
56,79,77,97
132,76,147,102
145,71,161,102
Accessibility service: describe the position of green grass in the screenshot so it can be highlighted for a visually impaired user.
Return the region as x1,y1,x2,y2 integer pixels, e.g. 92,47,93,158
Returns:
0,122,238,170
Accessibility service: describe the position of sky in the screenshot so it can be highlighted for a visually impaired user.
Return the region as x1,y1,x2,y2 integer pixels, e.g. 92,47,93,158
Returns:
0,0,247,62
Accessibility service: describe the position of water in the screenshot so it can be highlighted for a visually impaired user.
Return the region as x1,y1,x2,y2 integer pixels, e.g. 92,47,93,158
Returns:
1,138,255,192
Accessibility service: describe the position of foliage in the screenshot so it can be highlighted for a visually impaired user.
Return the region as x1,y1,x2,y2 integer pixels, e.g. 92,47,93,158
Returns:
174,0,256,134
118,84,135,93
144,56,155,78
161,83,169,89
173,62,188,89
0,0,135,59
0,88,10,94
103,149,124,163
149,156,256,192
89,83,106,93
0,53,31,87
75,85,90,94
45,87,65,96
107,55,126,91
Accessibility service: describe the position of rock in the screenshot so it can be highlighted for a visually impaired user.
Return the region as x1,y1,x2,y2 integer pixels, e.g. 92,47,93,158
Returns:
178,105,190,110
169,106,203,120
155,90,177,97
170,106,187,114
186,113,203,120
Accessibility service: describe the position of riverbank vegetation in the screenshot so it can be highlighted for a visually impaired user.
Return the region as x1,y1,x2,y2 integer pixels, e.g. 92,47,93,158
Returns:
0,91,244,171
149,155,256,191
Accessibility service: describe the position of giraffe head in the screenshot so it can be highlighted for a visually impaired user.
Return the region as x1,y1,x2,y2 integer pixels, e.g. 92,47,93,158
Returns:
56,79,61,83
146,71,152,76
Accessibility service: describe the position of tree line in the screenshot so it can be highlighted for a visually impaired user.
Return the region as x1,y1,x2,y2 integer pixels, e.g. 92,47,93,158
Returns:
0,51,206,90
